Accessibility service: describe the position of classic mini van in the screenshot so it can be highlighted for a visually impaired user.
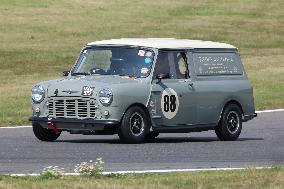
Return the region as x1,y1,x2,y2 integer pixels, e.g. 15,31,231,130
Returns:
29,38,257,143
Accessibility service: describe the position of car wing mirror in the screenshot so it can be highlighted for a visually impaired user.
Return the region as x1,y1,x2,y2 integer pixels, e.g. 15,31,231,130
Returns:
63,71,70,76
156,73,170,84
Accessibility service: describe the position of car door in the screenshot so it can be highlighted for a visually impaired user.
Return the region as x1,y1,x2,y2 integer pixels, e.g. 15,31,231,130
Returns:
149,50,196,127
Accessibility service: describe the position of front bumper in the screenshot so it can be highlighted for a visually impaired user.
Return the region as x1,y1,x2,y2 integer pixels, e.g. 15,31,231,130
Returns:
29,116,120,133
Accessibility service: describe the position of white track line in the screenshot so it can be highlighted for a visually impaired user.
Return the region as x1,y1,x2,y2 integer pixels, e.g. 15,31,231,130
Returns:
0,126,31,129
9,167,270,177
256,108,284,113
102,167,268,174
1,109,284,129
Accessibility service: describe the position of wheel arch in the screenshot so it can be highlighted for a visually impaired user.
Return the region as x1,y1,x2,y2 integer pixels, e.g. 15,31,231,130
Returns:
121,103,152,124
218,100,244,123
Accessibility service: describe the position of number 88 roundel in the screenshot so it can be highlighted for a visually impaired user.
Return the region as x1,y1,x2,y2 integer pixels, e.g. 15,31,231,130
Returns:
161,88,180,119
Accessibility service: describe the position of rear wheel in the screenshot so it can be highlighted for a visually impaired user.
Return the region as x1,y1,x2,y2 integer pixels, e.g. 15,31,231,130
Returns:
32,122,61,141
215,104,242,141
118,106,150,143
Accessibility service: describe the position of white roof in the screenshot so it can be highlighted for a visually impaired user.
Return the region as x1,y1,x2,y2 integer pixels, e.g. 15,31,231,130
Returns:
87,38,236,49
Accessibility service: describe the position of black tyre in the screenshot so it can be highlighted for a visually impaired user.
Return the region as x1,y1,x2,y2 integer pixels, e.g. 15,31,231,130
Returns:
145,131,159,140
118,106,150,143
32,122,61,142
215,104,242,141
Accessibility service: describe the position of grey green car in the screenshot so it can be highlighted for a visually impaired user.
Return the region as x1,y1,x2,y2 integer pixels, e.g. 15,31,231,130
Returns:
29,38,257,143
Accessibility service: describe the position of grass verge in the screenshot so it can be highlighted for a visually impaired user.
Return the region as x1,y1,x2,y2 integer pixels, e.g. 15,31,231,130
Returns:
0,167,284,189
0,0,283,126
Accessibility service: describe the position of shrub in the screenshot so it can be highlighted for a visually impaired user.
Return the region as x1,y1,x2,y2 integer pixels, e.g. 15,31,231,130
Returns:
74,158,104,176
41,166,65,178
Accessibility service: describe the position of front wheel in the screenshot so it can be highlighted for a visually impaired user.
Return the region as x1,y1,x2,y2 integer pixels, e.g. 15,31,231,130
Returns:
118,106,150,143
33,122,61,142
215,104,242,141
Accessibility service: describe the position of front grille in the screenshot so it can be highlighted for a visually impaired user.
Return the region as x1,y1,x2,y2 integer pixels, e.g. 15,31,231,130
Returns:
48,97,97,118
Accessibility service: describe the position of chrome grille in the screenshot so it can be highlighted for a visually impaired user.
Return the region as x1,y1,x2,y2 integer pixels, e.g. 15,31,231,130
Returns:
48,97,97,118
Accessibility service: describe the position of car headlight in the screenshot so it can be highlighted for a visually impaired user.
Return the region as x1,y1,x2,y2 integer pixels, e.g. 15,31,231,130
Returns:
99,88,113,106
31,85,45,103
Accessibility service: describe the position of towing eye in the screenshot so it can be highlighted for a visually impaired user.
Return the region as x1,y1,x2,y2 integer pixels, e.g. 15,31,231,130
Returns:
48,118,60,134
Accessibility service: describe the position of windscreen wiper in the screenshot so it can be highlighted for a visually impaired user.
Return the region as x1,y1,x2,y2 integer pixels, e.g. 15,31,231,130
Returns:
72,72,90,76
119,73,136,78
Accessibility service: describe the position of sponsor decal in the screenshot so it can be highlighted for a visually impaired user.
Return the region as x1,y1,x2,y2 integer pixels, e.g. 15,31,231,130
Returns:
138,50,145,56
81,86,95,96
141,67,149,74
145,51,153,57
144,57,152,64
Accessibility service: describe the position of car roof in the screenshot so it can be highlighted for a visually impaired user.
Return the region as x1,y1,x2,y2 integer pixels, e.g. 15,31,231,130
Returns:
87,38,237,49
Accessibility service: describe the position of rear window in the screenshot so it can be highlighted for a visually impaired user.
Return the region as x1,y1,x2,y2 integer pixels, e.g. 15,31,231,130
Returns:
193,52,243,76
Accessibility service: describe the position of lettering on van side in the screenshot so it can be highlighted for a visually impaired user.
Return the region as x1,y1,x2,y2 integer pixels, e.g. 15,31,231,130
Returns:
194,53,243,76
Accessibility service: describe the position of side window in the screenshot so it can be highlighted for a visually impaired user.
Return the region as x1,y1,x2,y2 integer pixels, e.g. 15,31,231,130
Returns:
175,52,188,79
154,51,188,79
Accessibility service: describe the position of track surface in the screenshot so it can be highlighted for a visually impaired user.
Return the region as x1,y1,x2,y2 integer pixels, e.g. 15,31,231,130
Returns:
0,111,283,174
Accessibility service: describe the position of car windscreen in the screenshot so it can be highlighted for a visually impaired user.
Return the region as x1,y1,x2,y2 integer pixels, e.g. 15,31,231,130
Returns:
72,46,155,78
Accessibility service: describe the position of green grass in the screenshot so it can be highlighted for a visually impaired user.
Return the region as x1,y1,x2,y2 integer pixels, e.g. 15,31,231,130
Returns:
0,0,283,126
0,168,284,189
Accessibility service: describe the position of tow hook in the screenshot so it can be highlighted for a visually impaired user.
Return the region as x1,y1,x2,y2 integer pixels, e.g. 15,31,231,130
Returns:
48,119,60,134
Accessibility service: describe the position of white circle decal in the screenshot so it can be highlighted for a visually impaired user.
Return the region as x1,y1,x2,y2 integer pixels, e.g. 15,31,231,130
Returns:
161,88,179,119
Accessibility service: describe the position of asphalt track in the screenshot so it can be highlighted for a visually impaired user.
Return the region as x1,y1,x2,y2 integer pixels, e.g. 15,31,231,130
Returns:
0,111,283,174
